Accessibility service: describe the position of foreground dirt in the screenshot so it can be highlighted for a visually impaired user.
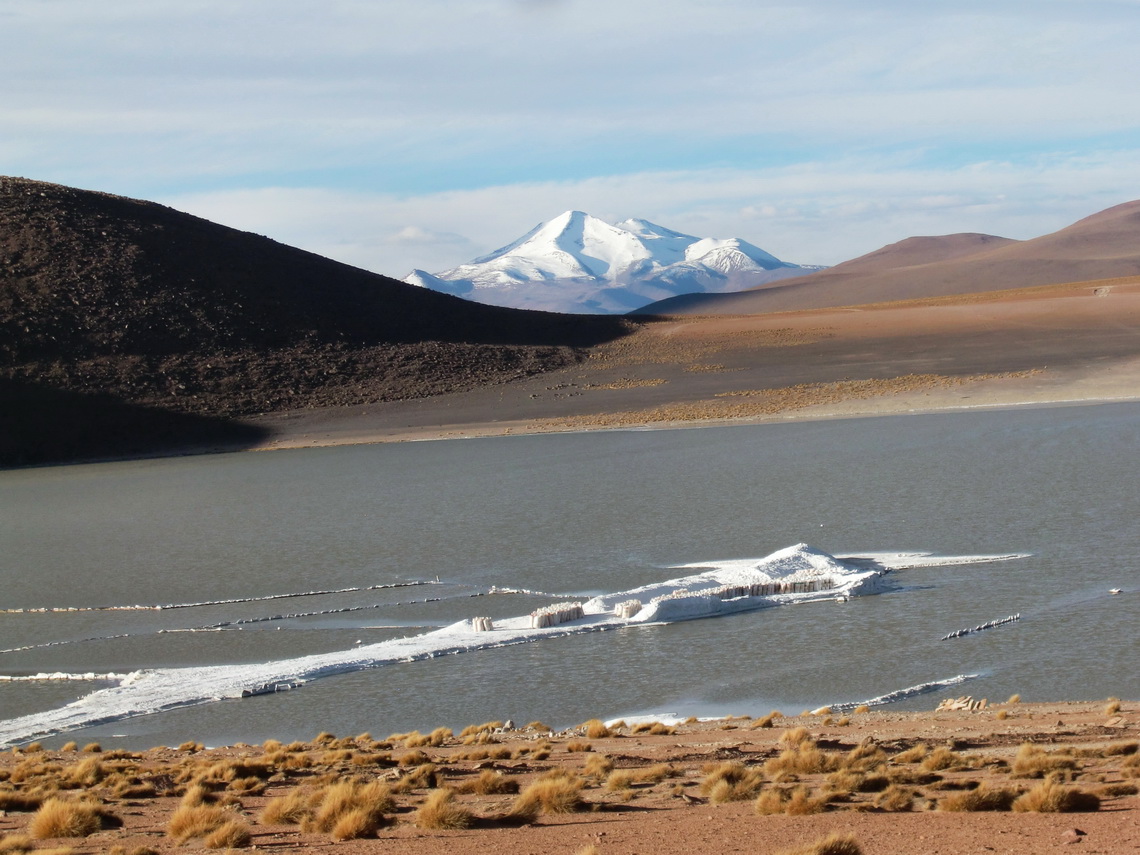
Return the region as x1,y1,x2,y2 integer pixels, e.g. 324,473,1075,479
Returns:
1,701,1136,855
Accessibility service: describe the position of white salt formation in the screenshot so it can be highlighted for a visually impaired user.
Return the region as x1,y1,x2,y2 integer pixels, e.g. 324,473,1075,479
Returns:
0,545,1026,747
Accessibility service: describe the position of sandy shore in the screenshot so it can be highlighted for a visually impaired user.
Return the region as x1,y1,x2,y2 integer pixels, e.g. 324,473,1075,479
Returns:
1,700,1135,854
249,278,1140,451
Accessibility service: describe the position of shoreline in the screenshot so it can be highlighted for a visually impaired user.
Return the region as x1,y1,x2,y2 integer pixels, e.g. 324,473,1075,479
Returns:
247,363,1140,454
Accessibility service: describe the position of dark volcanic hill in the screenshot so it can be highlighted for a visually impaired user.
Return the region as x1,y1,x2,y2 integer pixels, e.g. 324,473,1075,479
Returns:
0,177,632,464
638,200,1140,315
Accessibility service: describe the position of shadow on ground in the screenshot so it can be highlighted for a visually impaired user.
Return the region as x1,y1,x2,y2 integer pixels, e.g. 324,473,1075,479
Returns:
0,379,270,469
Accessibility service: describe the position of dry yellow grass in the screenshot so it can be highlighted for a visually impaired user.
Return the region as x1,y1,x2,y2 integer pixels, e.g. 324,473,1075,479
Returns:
921,747,966,772
765,742,837,776
875,784,916,811
166,804,231,842
582,719,612,739
785,786,831,815
512,776,585,815
28,799,111,839
202,818,251,849
306,780,394,833
1011,744,1078,778
0,835,33,853
414,788,474,830
774,832,864,855
700,762,764,803
455,769,519,795
1012,779,1101,813
937,784,1018,812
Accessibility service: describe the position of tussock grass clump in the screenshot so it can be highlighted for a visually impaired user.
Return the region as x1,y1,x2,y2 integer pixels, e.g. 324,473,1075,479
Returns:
167,804,231,842
415,788,474,830
59,742,78,753
699,761,764,803
774,832,863,855
875,784,916,811
1105,697,1122,716
0,834,33,852
0,791,44,812
1097,782,1139,797
1006,693,1020,704
202,818,251,849
582,753,614,781
1012,779,1101,813
306,780,395,834
938,784,1018,812
779,726,811,746
455,770,518,795
391,763,440,793
839,742,886,772
80,743,101,754
636,763,676,783
754,788,788,815
1102,741,1138,757
261,789,314,826
1122,753,1140,778
784,785,831,815
62,756,105,788
582,719,612,739
28,798,114,839
179,782,216,807
512,776,586,815
330,807,384,841
604,770,636,792
766,742,837,776
397,749,433,767
826,770,888,794
921,747,966,772
1011,744,1078,778
631,722,674,735
892,743,928,764
566,741,593,753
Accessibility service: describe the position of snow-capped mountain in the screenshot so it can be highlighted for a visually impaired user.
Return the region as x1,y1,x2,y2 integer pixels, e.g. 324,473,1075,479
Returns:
404,211,823,314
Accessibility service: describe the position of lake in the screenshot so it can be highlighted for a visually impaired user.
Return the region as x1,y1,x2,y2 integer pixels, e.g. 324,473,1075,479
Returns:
1,402,1137,749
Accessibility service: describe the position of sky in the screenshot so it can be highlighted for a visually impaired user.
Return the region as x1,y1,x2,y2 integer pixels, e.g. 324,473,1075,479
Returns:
3,0,1139,277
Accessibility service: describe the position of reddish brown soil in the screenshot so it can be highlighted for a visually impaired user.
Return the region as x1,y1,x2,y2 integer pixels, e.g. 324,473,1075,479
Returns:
1,701,1135,855
251,276,1140,450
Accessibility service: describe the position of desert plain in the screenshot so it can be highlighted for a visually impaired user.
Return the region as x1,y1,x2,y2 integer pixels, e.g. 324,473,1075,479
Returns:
251,276,1140,451
0,700,1136,855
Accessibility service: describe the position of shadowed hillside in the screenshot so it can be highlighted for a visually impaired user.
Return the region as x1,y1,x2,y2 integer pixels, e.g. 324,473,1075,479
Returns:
0,177,633,464
639,201,1140,315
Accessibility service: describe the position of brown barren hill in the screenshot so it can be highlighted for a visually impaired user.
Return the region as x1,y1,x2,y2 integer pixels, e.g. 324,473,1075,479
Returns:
0,177,632,465
644,200,1140,315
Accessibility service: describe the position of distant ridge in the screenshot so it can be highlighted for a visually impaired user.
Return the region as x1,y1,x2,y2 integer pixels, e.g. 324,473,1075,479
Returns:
0,177,630,464
406,210,821,314
637,200,1140,315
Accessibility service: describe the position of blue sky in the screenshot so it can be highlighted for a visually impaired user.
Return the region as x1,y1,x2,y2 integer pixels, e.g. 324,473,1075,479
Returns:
4,0,1139,276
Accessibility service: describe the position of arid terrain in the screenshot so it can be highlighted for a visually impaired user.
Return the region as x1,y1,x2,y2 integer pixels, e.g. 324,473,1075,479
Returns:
0,700,1135,855
252,275,1140,451
3,178,1140,466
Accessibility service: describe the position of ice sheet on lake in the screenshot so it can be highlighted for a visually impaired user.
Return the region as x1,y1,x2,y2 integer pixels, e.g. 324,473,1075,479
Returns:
0,544,1024,746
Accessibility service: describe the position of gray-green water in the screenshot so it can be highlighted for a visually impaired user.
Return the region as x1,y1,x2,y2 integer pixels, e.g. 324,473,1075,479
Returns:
1,402,1137,749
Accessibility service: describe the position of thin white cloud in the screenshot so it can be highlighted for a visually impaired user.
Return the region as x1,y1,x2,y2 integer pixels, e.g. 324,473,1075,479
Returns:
168,149,1140,275
3,0,1138,274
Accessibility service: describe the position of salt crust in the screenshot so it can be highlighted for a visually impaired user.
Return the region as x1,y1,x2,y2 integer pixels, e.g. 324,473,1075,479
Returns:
0,545,1026,747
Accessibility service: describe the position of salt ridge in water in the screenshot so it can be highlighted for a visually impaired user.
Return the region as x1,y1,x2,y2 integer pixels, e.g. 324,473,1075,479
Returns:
0,545,1026,746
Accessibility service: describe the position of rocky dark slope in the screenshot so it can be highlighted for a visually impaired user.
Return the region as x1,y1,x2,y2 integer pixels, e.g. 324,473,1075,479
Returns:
0,178,632,464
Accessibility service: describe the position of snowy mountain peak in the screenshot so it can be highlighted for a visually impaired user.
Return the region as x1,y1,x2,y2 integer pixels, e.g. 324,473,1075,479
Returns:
405,212,822,314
